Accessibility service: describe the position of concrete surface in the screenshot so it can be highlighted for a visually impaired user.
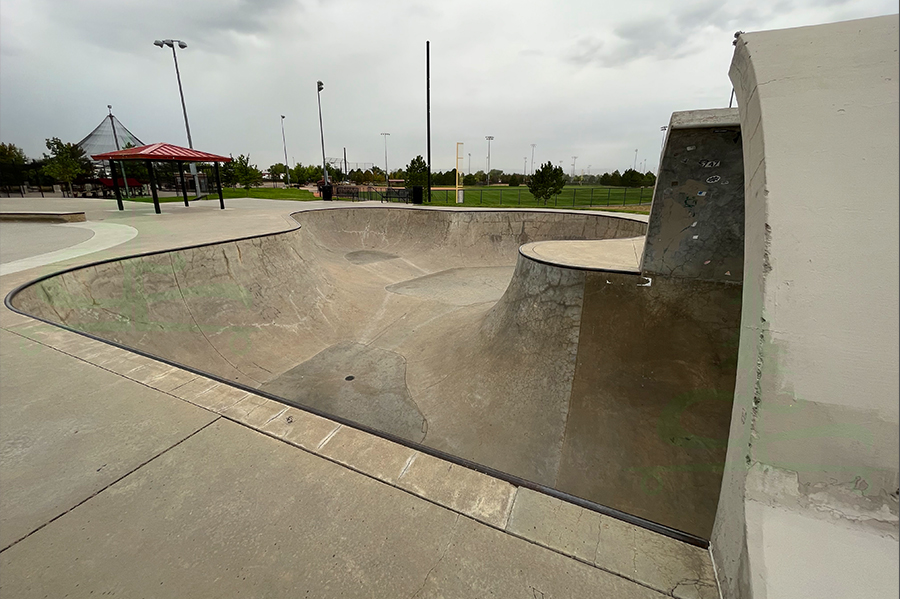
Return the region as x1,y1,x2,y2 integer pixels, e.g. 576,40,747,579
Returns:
1,195,717,597
642,108,744,282
712,15,899,599
0,222,138,276
0,211,86,222
0,222,94,263
521,236,645,271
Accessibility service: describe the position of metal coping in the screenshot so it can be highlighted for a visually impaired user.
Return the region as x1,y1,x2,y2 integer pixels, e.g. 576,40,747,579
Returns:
2,206,707,549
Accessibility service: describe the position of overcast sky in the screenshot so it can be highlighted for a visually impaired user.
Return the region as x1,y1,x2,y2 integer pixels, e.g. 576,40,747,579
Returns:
1,0,895,176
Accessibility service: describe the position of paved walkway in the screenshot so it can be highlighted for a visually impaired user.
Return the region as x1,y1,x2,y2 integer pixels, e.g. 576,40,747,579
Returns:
0,196,716,598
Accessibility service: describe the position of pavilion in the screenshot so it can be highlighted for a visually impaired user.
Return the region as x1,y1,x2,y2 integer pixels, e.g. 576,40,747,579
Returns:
92,143,231,214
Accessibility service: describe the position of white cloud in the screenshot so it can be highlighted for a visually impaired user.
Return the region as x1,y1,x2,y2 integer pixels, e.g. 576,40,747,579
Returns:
0,0,895,175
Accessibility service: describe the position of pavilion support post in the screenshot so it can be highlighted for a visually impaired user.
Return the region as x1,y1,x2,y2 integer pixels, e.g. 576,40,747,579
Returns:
109,160,123,211
178,161,189,207
147,160,161,214
215,162,225,209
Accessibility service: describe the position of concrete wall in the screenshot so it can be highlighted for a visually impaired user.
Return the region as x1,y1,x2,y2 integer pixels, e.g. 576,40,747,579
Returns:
642,109,744,283
712,15,899,599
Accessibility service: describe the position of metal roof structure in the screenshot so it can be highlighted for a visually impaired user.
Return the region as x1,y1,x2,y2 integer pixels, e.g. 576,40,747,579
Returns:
92,143,231,163
77,114,143,161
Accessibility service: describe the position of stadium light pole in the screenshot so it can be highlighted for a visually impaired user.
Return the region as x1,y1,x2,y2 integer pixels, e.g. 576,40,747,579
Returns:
317,81,328,186
485,136,493,185
280,115,291,188
523,157,527,178
572,156,577,179
530,143,536,178
468,153,471,174
633,149,638,171
381,132,390,189
153,39,200,197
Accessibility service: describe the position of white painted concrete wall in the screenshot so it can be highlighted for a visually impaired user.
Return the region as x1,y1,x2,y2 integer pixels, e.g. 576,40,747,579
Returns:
713,15,899,599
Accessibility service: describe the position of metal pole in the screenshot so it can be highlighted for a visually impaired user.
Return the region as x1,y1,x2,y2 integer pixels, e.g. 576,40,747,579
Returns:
426,41,432,202
381,132,390,191
215,162,225,209
110,160,123,211
108,106,132,199
485,136,493,185
147,160,161,214
317,81,328,186
530,144,535,178
178,161,189,206
281,115,291,188
169,44,201,196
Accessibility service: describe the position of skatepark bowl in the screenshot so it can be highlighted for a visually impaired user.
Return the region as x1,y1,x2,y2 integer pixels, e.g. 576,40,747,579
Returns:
9,206,741,543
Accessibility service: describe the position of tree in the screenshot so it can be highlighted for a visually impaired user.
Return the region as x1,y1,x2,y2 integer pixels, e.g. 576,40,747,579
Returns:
621,168,643,187
0,142,28,187
42,137,92,195
641,171,657,187
527,161,566,205
508,173,521,187
404,155,428,190
463,173,477,186
233,154,263,190
269,163,288,184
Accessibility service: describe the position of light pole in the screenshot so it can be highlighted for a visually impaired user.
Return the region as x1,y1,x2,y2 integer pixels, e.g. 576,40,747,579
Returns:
153,39,200,197
468,153,471,175
485,136,493,185
572,156,577,179
530,143,536,177
316,81,328,186
523,157,527,178
381,132,390,189
633,149,638,171
280,115,291,188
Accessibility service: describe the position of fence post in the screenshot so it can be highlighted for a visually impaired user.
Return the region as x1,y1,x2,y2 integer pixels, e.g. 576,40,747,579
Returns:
607,187,611,206
518,188,521,206
573,187,576,207
480,188,483,205
590,187,594,206
500,188,503,206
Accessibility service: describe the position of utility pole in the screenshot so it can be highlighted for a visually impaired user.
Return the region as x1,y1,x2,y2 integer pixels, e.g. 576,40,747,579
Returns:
280,115,291,188
485,136,493,185
530,143,536,177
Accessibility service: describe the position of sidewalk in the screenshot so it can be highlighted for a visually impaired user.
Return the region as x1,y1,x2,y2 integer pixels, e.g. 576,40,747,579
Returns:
0,196,715,598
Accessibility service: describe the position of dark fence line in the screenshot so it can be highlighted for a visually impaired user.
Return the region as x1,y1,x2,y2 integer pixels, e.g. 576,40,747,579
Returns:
355,185,653,208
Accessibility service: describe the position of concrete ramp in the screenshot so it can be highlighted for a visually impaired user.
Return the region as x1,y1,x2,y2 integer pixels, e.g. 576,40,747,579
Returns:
11,199,740,540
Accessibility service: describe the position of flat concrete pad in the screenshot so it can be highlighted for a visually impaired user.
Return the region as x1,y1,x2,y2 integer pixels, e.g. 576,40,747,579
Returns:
0,328,217,549
0,418,664,598
521,236,645,271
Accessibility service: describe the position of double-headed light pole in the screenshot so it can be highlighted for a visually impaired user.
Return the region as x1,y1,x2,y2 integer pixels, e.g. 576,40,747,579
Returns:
153,39,200,196
317,81,329,187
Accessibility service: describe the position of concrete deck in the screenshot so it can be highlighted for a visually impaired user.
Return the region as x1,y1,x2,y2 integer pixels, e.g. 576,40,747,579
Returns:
0,196,717,598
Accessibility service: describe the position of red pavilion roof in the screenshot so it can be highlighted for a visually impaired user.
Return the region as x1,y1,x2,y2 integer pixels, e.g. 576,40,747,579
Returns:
92,142,231,163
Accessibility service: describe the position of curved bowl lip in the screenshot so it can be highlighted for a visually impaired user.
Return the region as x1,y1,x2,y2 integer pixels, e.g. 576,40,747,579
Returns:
1,206,703,548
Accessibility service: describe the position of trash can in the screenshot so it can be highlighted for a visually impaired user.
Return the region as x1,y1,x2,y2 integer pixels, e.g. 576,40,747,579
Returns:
412,185,423,204
322,184,333,201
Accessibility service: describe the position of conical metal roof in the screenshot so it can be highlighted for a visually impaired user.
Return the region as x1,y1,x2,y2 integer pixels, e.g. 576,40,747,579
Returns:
77,114,144,161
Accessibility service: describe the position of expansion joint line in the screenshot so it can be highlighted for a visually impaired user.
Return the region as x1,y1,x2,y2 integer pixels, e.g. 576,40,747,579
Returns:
0,417,221,554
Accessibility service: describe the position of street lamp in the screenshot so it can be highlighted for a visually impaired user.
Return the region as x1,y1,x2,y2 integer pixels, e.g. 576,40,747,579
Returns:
530,143,536,178
381,132,390,189
153,39,200,197
316,81,328,186
485,136,493,185
280,115,291,188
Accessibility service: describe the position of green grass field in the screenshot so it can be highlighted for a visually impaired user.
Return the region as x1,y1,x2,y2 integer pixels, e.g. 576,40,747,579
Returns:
357,185,653,209
122,185,650,210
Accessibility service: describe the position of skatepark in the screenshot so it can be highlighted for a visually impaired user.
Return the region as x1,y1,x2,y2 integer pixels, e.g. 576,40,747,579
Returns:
1,15,897,599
